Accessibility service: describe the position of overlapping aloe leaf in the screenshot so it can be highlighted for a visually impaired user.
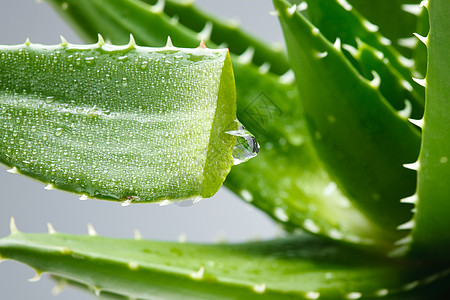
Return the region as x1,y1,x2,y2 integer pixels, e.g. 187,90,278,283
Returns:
42,0,403,245
303,0,425,105
0,40,237,202
346,0,422,57
274,0,422,238
399,0,450,259
1,222,450,299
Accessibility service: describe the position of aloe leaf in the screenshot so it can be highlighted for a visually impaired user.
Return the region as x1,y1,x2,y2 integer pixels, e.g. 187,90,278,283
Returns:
274,0,422,237
303,0,425,104
0,40,237,202
399,0,450,259
346,0,422,57
1,222,449,300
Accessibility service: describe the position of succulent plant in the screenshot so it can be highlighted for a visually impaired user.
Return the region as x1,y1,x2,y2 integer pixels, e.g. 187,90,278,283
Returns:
1,0,449,299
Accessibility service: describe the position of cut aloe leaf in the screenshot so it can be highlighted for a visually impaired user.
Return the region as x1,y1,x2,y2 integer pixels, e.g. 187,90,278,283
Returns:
1,223,449,299
274,0,421,237
405,0,450,259
0,39,238,202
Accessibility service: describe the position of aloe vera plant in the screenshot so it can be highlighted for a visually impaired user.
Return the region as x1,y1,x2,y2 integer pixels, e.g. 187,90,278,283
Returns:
1,0,450,299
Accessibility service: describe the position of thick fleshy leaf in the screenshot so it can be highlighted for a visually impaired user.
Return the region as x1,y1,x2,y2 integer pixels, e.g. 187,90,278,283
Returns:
274,0,421,239
43,0,395,245
0,41,237,202
403,0,450,259
1,225,449,299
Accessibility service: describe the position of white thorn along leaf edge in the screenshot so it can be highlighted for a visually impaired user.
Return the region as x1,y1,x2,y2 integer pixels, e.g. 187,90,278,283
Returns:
333,38,341,50
165,36,174,48
287,4,297,16
134,229,143,240
379,36,392,46
274,207,289,222
198,39,207,49
408,118,424,128
397,219,415,230
305,291,320,299
398,100,413,119
375,289,389,297
388,244,409,257
10,217,19,234
24,38,31,46
398,37,418,49
402,4,423,16
315,51,328,58
394,235,413,246
128,262,139,270
412,77,426,87
160,199,171,206
52,279,68,296
128,34,137,48
298,1,308,11
178,233,187,243
399,56,415,68
28,271,43,282
47,222,57,234
279,69,295,85
238,47,255,65
252,283,266,294
60,35,68,47
269,10,280,17
363,20,379,33
79,194,89,201
401,193,418,204
190,266,205,280
322,181,337,196
258,62,271,74
92,286,101,297
369,70,381,88
346,292,362,300
403,161,420,170
44,183,54,190
337,0,352,11
151,0,165,14
97,34,105,46
197,21,213,41
7,166,18,174
303,219,320,234
312,27,320,35
170,14,179,25
342,44,358,57
420,0,429,8
87,223,98,236
240,189,253,202
413,33,428,45
401,79,414,92
121,199,133,207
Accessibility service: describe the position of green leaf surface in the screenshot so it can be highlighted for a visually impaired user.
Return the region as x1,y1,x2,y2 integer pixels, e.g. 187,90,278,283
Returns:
274,0,421,237
1,225,449,299
42,0,402,245
407,0,450,259
0,41,237,202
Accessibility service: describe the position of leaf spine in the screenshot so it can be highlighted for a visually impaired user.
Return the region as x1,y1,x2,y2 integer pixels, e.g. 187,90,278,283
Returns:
160,199,171,206
279,69,295,85
413,33,428,45
60,35,68,47
402,4,422,16
165,36,174,48
44,184,54,190
305,291,320,299
333,37,341,50
52,279,68,296
7,167,18,174
190,266,204,280
128,34,136,48
409,118,424,128
399,56,415,68
397,219,415,230
253,283,266,293
394,235,412,245
47,222,57,234
287,4,297,16
363,20,379,32
369,70,381,88
79,194,89,201
198,39,207,49
87,223,97,236
315,51,328,58
412,77,426,87
342,44,358,56
151,0,165,14
134,229,142,240
298,2,308,11
337,0,352,11
197,21,213,41
398,100,412,119
398,37,418,49
24,38,31,46
238,47,255,65
403,161,420,170
28,271,43,282
258,62,271,74
10,217,19,234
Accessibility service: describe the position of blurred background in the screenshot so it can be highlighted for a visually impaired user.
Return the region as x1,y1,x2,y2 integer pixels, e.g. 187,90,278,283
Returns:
0,0,285,299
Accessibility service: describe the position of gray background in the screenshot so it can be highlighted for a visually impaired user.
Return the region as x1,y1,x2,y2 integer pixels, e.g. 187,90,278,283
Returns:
0,0,285,299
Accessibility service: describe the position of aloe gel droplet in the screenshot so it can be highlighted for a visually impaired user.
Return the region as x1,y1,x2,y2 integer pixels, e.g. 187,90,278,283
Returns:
226,122,259,165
